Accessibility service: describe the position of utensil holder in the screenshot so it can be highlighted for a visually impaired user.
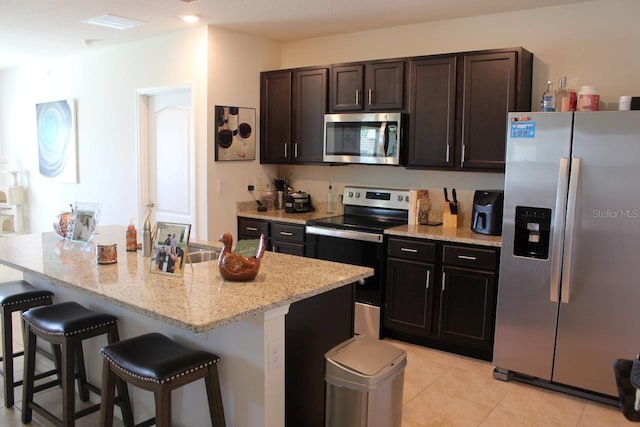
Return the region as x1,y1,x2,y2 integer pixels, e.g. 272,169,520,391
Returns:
442,202,461,229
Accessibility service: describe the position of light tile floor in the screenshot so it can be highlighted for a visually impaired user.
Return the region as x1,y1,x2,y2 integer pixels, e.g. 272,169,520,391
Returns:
0,264,635,426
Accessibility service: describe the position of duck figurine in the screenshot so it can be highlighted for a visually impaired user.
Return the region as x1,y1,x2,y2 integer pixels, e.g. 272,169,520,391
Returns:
217,232,267,281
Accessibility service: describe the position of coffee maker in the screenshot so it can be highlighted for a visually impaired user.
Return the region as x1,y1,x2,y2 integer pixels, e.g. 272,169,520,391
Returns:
471,190,504,236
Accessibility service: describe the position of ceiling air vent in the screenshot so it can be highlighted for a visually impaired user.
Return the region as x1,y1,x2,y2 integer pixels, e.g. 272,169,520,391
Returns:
83,14,146,30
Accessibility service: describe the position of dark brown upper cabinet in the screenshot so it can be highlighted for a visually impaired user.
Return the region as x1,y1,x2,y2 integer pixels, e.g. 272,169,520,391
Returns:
330,60,405,112
407,47,532,171
260,67,328,164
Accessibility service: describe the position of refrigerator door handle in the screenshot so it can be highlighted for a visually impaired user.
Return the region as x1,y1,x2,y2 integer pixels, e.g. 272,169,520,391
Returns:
550,156,571,302
561,157,582,304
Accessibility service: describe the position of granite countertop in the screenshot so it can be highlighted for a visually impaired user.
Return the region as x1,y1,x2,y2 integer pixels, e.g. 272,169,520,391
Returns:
238,206,502,247
237,206,339,225
385,224,502,247
0,226,372,333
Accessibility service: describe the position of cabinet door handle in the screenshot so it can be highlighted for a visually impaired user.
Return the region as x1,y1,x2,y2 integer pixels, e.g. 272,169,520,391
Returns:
355,89,360,106
400,247,418,253
272,245,279,253
442,272,446,291
284,143,288,158
368,89,373,105
445,143,450,163
461,144,466,166
246,227,258,231
279,231,293,236
294,142,298,158
425,270,430,290
457,255,477,261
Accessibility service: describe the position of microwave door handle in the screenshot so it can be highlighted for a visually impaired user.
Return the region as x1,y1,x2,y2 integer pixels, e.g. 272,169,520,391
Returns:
379,122,387,156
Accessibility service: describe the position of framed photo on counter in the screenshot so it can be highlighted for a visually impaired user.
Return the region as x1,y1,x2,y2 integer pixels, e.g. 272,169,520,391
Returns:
150,222,191,276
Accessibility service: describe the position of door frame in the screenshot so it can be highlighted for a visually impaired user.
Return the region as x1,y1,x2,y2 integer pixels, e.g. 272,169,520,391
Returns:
136,85,196,236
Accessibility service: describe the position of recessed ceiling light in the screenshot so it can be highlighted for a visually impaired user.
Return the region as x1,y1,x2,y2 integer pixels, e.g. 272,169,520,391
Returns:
83,14,146,30
81,39,100,46
180,14,200,24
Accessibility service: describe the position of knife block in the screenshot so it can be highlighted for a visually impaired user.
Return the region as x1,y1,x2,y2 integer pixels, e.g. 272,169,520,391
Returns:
442,202,461,229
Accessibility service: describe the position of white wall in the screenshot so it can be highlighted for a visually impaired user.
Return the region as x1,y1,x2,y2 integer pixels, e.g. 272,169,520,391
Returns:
276,0,640,219
0,26,281,240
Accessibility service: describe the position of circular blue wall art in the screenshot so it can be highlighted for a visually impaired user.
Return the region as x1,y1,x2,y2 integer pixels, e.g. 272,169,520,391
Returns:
36,100,74,178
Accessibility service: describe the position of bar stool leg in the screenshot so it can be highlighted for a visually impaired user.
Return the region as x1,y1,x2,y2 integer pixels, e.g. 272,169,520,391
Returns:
205,365,226,427
106,326,133,427
156,386,171,427
1,308,16,408
99,358,117,427
21,326,36,423
62,339,75,427
74,343,90,402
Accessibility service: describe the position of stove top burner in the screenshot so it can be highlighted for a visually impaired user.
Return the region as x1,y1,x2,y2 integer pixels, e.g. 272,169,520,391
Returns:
307,214,406,233
307,186,410,233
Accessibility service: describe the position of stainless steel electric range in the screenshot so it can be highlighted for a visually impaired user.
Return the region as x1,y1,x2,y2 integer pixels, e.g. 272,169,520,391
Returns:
305,186,410,338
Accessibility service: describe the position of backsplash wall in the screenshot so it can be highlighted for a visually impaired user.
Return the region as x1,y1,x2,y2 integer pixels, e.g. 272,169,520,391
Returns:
279,165,504,224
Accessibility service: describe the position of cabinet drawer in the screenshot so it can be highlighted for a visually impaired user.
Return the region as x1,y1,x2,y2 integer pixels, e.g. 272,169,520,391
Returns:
387,238,435,262
238,219,269,238
443,245,497,270
272,223,305,244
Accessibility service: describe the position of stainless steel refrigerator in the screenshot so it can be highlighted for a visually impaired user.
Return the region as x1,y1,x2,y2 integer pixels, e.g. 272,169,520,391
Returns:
493,111,640,400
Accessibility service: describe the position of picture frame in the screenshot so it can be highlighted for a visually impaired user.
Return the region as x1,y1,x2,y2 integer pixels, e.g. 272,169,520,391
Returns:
214,105,256,161
70,202,100,243
150,222,191,276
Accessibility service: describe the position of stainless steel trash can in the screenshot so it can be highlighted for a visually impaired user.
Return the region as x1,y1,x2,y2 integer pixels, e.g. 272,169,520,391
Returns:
324,335,407,427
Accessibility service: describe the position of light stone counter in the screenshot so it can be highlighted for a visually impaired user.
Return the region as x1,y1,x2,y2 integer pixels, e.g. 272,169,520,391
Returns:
386,224,502,247
0,225,372,333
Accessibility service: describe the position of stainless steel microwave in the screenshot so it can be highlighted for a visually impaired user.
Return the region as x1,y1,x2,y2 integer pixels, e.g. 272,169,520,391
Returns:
323,112,403,165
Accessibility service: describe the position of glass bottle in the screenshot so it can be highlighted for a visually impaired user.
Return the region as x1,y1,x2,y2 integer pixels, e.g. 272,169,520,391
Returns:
541,80,556,112
556,77,576,112
326,184,335,214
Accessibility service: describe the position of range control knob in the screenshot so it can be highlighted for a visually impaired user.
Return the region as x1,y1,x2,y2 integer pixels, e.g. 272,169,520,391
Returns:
397,195,403,202
355,192,361,198
405,196,410,202
348,191,354,197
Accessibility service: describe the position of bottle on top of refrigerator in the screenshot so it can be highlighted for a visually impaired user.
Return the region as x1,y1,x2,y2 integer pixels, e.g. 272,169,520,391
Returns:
541,80,556,112
577,86,600,111
556,77,577,112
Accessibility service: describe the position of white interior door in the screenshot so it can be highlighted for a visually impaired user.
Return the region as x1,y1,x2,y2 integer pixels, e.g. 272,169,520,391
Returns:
138,88,195,235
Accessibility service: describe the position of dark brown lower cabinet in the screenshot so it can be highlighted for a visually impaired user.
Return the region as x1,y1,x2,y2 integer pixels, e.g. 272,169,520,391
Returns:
285,284,354,427
439,266,496,349
384,237,499,361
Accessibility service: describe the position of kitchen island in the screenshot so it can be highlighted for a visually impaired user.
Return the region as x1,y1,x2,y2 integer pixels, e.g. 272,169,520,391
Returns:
0,226,372,426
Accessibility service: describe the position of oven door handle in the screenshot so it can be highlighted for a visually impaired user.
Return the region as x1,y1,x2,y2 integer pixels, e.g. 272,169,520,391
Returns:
305,225,383,243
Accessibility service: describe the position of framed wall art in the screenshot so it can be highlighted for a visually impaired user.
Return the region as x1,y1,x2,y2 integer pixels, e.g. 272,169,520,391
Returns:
36,99,78,183
150,222,191,276
214,105,256,161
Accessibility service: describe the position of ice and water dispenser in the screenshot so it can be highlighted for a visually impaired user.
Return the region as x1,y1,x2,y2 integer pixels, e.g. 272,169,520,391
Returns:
513,207,552,259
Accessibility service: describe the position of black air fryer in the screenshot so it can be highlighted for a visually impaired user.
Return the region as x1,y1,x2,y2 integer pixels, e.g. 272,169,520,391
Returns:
471,190,504,236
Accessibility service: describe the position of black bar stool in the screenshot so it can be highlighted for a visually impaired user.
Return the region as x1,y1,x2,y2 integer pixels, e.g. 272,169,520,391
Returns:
99,332,226,427
0,279,55,408
21,301,133,427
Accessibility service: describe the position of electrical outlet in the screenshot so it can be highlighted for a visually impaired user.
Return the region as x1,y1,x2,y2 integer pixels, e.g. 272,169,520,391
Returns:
248,185,255,192
268,339,283,371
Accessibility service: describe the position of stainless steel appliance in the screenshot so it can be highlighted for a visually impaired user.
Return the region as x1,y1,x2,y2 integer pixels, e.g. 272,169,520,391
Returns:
285,191,313,213
306,186,410,338
471,190,503,236
323,112,403,165
494,111,640,402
